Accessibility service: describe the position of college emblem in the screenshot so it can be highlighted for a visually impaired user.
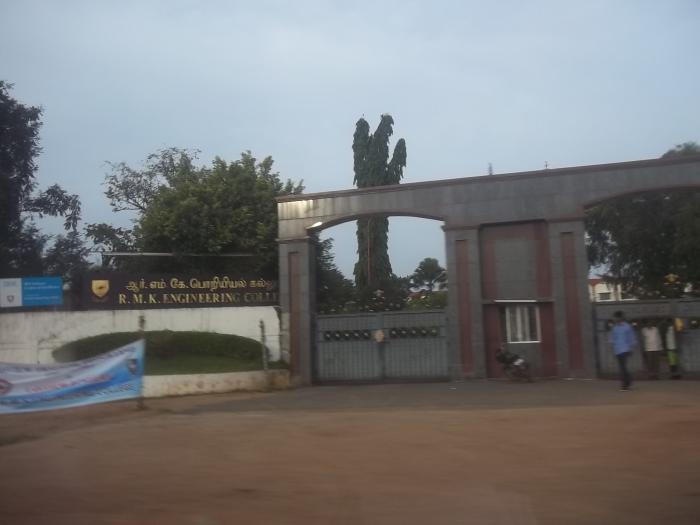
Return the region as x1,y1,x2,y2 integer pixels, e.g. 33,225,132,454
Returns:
5,294,14,304
91,280,110,299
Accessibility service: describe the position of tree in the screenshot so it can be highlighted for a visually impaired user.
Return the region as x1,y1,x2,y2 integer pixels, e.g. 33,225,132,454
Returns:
0,81,82,277
585,141,700,297
103,147,198,213
84,223,136,270
93,149,303,274
409,257,447,292
0,80,42,265
313,235,355,313
85,148,197,271
43,231,91,300
661,142,700,159
352,114,407,289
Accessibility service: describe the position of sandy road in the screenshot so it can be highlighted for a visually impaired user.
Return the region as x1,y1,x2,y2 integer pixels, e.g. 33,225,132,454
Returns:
1,380,699,524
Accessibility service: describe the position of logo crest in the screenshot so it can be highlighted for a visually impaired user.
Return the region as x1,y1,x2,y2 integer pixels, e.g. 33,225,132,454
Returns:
91,280,110,299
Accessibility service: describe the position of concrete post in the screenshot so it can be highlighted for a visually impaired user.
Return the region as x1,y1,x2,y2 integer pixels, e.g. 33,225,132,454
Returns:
278,237,315,385
444,226,485,378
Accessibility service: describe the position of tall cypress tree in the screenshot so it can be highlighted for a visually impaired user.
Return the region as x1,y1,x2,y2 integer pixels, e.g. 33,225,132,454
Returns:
352,114,406,289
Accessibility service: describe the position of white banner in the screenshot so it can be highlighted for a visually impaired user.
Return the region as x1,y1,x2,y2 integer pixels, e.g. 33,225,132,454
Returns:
0,340,144,414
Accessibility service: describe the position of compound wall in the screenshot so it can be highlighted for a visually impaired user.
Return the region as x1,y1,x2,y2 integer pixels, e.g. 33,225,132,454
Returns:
0,306,281,364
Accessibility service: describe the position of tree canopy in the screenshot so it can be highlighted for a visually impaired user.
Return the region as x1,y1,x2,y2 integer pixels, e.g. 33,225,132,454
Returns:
90,148,303,274
0,81,82,277
352,114,406,289
585,141,700,297
409,257,447,292
313,235,355,313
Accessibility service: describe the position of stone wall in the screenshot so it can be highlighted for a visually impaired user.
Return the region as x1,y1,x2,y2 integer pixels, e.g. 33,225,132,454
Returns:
0,306,281,364
143,369,289,398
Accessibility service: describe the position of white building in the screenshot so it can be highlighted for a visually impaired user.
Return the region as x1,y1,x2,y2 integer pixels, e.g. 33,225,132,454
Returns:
588,278,636,302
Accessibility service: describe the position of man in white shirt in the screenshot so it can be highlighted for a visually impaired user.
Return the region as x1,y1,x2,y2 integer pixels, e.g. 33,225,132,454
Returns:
640,319,663,380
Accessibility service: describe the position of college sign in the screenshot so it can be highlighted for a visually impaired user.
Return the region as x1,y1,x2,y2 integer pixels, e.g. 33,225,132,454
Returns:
83,273,278,309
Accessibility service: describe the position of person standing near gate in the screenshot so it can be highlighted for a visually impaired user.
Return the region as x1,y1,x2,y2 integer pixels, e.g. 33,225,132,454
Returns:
640,319,663,379
609,311,638,391
662,318,682,380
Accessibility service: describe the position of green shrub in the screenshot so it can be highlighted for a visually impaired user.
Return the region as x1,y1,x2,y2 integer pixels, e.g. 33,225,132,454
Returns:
52,331,287,375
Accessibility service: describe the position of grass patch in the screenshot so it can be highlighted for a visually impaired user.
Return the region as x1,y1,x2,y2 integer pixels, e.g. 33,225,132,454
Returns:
52,331,287,375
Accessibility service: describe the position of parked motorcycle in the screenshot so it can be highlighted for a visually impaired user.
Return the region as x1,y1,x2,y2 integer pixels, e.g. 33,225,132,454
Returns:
495,346,533,382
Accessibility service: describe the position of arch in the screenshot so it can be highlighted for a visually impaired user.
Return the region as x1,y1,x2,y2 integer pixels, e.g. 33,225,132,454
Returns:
278,156,700,385
305,211,446,234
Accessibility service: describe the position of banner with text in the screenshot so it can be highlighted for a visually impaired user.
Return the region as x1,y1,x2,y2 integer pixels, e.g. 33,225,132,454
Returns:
0,276,63,308
0,340,144,414
83,273,278,309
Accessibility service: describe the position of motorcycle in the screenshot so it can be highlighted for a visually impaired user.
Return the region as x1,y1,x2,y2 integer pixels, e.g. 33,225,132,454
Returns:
495,346,533,382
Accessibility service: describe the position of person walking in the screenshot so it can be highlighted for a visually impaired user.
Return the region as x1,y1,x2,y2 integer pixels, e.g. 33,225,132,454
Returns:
640,319,663,379
609,311,638,391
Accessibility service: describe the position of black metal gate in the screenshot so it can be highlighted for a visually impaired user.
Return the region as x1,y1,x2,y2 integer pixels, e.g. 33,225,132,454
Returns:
314,310,448,383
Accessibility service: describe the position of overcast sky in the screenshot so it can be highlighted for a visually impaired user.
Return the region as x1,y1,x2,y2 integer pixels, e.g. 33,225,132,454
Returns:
1,0,698,278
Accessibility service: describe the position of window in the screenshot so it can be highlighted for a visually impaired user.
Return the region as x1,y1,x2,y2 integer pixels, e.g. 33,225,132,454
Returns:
503,304,540,343
598,292,612,301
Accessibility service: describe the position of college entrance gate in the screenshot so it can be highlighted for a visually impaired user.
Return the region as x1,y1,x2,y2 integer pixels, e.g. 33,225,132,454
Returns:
314,310,448,382
277,155,700,385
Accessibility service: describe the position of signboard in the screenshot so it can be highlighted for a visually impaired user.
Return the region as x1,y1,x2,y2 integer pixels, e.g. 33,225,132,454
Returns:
83,273,278,309
0,278,22,308
0,340,144,414
0,277,63,308
22,277,63,307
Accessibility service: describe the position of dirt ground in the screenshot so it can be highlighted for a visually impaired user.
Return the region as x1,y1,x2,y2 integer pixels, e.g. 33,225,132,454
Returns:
1,380,700,525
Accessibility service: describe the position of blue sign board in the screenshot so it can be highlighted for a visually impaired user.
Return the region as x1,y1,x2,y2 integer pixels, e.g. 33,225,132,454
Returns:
21,277,63,307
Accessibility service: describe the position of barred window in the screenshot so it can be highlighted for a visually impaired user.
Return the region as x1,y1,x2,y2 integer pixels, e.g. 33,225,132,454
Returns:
503,304,540,343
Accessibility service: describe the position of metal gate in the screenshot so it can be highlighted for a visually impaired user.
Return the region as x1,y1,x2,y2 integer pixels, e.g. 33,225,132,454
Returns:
314,310,448,383
593,300,700,376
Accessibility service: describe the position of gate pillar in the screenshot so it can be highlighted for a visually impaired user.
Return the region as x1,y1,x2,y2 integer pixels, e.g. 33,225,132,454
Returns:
444,226,485,378
279,237,315,385
547,219,596,377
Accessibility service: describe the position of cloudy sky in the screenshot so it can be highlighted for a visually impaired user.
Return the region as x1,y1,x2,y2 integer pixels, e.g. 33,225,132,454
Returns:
1,0,698,277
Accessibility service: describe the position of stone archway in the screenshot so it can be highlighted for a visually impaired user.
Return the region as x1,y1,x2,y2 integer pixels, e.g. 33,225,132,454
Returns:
277,155,700,385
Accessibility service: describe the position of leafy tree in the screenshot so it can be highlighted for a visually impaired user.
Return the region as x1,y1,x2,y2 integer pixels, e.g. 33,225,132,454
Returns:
352,114,406,289
585,141,700,297
313,235,355,313
406,290,447,310
43,231,91,300
0,81,82,277
354,274,409,312
409,257,447,292
661,142,700,159
93,149,303,274
84,223,136,270
84,148,197,271
0,80,42,263
103,147,198,213
6,223,48,277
